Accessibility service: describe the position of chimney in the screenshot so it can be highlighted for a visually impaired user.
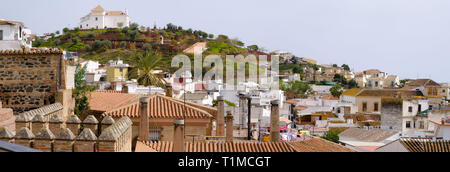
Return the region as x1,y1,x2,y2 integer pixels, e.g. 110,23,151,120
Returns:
173,119,185,152
270,100,280,143
216,96,225,137
165,83,173,97
226,111,234,142
138,97,150,141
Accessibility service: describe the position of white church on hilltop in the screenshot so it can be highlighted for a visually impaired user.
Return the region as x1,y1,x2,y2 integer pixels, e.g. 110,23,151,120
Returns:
79,5,130,30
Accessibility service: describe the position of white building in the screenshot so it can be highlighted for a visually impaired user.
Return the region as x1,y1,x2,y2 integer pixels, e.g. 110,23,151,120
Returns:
354,69,400,88
79,5,130,30
402,98,430,137
0,20,33,50
429,116,450,140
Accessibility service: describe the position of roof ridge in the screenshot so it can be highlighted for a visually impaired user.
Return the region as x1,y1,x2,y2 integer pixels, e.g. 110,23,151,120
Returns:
157,95,213,118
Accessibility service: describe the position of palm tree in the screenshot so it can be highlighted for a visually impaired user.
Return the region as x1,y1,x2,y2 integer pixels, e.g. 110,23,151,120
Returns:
312,64,319,83
129,51,166,94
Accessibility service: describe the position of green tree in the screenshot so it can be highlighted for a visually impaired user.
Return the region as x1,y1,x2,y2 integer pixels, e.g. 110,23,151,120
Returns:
120,42,127,49
281,81,312,98
55,31,60,35
63,28,70,34
247,45,259,51
348,79,358,88
321,129,344,143
128,51,166,93
330,85,343,98
87,33,95,38
142,43,152,52
208,34,214,39
342,64,350,71
400,80,408,88
312,64,319,83
73,65,95,116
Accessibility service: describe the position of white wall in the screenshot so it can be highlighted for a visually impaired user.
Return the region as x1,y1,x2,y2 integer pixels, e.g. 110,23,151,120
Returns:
436,126,450,140
80,14,129,29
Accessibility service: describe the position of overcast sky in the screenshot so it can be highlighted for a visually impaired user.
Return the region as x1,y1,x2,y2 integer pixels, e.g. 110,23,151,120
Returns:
1,0,449,83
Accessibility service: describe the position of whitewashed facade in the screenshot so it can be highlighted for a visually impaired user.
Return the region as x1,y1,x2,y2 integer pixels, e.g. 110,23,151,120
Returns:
79,5,130,30
0,20,32,50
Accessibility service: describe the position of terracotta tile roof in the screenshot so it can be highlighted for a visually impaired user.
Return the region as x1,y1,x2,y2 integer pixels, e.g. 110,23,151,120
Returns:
356,146,380,152
96,90,124,94
183,42,207,54
342,89,363,96
169,97,217,117
339,128,398,142
288,137,357,152
92,5,105,11
321,94,339,100
139,138,355,152
142,141,295,152
385,75,398,80
102,94,214,119
363,69,381,75
357,89,423,97
89,92,140,112
106,11,127,16
0,20,23,25
405,79,441,87
294,106,308,111
134,141,157,152
400,139,450,152
0,48,63,55
430,120,450,126
285,99,299,104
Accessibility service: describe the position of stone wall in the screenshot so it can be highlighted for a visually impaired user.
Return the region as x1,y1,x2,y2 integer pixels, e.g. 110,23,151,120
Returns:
380,101,403,132
0,101,15,131
0,114,132,152
0,49,65,114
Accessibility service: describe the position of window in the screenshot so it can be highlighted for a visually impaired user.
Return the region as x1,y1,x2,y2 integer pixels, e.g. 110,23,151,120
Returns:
406,121,411,128
95,17,98,21
408,106,413,112
419,121,424,129
375,81,379,87
428,88,438,96
0,30,3,40
374,103,379,112
149,126,162,141
337,108,341,114
120,68,123,72
362,102,368,112
80,25,82,29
